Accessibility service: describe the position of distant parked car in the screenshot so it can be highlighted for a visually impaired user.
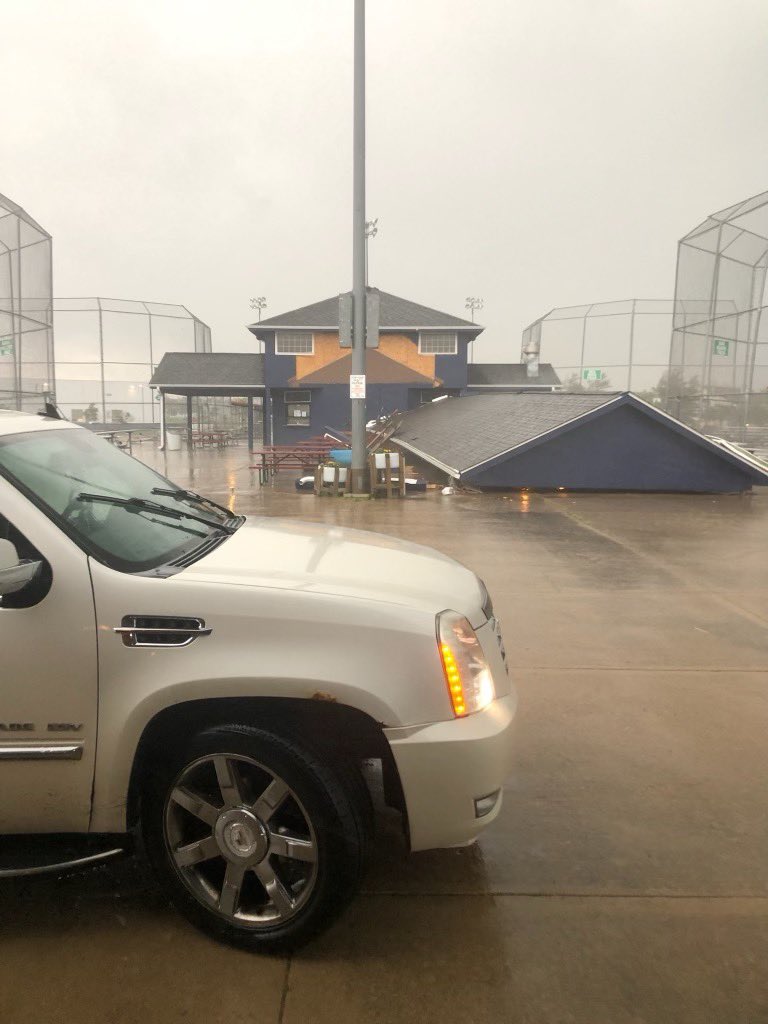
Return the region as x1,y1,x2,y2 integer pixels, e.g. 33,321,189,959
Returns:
0,409,515,951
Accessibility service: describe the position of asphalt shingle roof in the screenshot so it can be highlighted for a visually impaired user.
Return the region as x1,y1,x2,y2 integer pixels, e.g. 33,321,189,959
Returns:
250,290,478,331
392,392,618,473
467,363,561,387
392,391,768,484
150,352,265,389
290,349,435,386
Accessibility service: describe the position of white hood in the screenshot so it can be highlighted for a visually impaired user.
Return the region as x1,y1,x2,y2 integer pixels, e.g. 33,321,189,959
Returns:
178,517,486,625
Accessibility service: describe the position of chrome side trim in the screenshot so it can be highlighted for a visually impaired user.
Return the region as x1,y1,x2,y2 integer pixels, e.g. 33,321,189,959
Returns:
0,848,124,879
113,626,213,637
0,742,84,761
114,616,212,648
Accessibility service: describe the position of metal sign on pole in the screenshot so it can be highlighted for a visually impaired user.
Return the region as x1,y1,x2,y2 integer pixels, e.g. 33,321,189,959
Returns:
349,374,366,399
339,292,353,348
366,287,380,348
349,0,369,494
340,289,378,349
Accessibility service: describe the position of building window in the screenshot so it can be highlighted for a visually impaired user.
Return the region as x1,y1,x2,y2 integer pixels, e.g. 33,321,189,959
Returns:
418,331,457,355
275,332,314,355
285,389,311,426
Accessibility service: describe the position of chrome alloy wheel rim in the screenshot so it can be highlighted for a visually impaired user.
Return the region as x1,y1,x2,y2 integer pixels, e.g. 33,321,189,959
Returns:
164,753,318,927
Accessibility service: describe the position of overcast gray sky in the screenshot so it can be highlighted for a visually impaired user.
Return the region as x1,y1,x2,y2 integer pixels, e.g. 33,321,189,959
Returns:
3,0,768,359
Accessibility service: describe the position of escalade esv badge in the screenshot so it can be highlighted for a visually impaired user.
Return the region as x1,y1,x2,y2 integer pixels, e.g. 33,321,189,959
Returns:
0,723,83,732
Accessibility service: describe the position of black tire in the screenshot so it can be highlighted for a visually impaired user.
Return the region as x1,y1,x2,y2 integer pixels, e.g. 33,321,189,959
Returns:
336,758,375,857
141,724,367,952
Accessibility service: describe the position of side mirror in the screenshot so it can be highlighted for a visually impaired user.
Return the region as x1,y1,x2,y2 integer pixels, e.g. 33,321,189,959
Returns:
0,539,42,598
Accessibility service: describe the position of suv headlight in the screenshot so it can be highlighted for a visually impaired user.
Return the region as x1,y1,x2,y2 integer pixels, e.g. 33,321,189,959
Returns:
437,609,495,717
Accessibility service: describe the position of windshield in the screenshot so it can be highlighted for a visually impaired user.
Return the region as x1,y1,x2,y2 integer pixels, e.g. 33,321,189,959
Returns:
0,427,234,573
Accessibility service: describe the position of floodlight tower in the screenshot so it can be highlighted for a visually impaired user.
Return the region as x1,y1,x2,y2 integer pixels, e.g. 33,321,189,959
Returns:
465,297,484,362
250,297,267,354
465,296,484,323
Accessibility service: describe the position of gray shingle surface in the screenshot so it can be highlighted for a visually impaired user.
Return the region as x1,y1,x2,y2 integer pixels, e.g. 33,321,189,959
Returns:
250,290,477,330
150,352,265,388
467,363,561,387
392,392,617,472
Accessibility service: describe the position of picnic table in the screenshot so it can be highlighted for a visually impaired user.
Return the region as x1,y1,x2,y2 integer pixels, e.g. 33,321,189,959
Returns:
251,437,341,484
192,430,233,449
97,427,145,454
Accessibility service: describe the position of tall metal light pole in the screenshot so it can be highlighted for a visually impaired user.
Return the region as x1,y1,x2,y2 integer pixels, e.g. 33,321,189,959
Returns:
465,296,484,363
465,296,484,324
350,0,368,493
250,297,267,354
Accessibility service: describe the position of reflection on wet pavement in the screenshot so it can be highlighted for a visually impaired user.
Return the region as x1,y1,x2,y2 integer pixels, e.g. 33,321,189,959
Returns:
2,442,767,1023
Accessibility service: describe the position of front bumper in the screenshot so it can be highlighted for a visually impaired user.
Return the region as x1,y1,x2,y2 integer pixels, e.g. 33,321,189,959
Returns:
384,691,517,852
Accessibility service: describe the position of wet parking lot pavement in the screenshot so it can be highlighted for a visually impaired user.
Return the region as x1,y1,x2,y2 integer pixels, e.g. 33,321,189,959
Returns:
2,444,767,1023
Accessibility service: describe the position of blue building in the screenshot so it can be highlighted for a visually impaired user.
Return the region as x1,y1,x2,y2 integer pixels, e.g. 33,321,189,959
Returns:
248,290,554,445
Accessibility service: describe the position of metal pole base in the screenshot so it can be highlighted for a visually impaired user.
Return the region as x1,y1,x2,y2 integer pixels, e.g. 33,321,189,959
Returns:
347,466,370,496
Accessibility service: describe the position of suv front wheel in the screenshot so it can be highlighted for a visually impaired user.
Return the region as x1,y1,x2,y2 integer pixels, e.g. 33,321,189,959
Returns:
141,724,368,952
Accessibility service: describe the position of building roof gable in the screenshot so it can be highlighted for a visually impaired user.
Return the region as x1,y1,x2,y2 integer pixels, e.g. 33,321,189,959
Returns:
250,290,479,332
391,391,768,483
150,352,265,389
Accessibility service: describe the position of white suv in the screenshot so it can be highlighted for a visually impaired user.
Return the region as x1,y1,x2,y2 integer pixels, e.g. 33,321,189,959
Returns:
0,409,516,951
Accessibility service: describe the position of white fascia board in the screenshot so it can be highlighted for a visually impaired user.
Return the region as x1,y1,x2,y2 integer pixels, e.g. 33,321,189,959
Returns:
390,438,460,478
402,326,478,332
258,325,478,332
460,394,624,475
707,435,768,474
152,383,265,390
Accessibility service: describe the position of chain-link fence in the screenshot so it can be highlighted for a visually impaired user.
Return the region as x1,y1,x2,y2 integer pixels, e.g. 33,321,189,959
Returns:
0,193,54,412
53,298,212,425
667,191,768,444
521,300,674,402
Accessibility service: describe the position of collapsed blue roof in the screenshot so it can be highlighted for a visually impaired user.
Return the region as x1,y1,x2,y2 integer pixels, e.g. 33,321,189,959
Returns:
392,391,768,488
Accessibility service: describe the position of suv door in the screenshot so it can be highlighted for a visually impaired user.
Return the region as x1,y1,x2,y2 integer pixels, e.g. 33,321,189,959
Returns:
0,476,98,833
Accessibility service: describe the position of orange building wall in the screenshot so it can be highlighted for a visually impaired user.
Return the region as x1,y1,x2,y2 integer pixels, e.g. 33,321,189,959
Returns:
293,331,436,384
293,332,342,379
378,334,435,379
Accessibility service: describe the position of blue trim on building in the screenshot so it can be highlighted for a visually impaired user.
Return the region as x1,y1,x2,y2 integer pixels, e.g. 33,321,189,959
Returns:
434,337,470,388
268,382,425,445
260,329,304,389
258,325,473,444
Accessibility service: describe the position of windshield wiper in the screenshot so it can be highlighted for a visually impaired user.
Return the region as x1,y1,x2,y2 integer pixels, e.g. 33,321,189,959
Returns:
77,493,231,533
150,486,238,521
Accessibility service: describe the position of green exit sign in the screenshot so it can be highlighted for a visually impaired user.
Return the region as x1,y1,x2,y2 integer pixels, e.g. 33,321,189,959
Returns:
713,339,730,356
0,337,14,356
582,368,604,382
